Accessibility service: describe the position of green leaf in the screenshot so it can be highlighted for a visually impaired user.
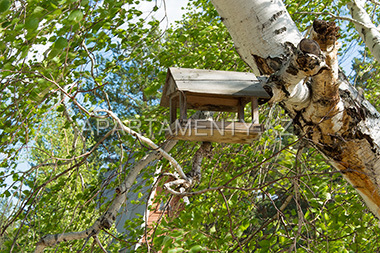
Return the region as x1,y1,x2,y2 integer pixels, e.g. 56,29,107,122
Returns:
168,249,184,253
68,10,83,23
190,245,203,252
19,46,30,59
25,17,39,31
3,190,11,198
33,6,45,17
56,105,65,112
48,48,60,59
81,0,89,6
54,37,68,49
0,0,10,13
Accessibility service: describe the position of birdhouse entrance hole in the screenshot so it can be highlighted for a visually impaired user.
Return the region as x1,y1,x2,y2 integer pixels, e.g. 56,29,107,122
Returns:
160,68,270,144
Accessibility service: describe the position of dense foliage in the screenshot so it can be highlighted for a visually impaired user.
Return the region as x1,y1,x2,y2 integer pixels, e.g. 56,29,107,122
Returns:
1,0,380,252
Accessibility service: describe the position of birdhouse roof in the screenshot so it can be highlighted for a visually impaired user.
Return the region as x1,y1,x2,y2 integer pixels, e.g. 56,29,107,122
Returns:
160,67,270,107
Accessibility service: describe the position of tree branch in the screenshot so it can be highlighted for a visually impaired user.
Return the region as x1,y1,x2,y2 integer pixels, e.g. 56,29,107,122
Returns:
264,39,326,109
230,190,294,252
93,235,107,253
218,190,244,251
163,141,212,196
187,142,212,183
96,109,189,182
348,0,380,62
36,72,94,117
211,0,302,74
34,109,211,251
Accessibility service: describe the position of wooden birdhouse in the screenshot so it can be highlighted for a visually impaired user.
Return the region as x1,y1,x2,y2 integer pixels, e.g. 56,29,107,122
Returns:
160,68,270,144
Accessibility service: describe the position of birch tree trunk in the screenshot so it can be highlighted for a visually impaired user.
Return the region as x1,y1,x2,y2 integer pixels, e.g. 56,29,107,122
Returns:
211,0,380,218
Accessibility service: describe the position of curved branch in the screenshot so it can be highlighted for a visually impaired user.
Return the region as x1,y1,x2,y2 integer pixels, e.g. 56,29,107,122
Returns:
96,109,189,182
348,0,380,62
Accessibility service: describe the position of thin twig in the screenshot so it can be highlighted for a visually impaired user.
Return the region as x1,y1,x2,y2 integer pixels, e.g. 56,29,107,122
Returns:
2,130,114,237
78,234,93,252
81,41,100,87
289,142,307,252
218,190,244,251
34,140,178,252
231,192,294,252
162,170,340,197
93,235,107,253
96,109,189,181
36,72,93,117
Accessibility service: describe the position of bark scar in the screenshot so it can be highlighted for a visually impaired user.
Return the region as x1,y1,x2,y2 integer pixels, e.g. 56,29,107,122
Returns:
312,19,340,51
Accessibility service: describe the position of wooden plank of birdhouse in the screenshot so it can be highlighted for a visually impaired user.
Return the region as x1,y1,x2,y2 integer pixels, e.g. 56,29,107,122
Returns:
169,96,177,124
166,120,264,144
166,75,177,95
237,98,245,122
251,98,259,124
179,92,187,120
161,74,177,107
170,67,259,81
174,80,269,98
185,94,242,112
169,93,251,112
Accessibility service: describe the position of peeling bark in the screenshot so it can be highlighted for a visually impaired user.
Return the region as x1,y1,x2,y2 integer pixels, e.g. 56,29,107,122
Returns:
211,0,380,219
210,0,315,107
296,21,380,218
264,39,325,110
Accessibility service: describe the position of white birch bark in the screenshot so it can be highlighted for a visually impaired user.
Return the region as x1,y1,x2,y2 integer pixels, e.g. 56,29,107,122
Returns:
210,0,311,109
211,0,302,68
211,0,380,218
348,0,380,62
